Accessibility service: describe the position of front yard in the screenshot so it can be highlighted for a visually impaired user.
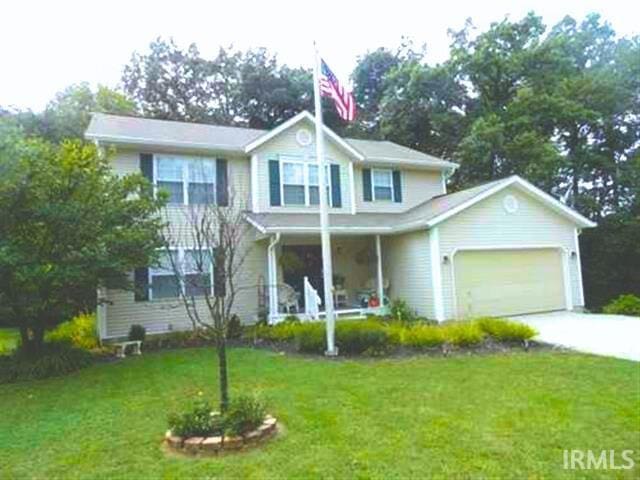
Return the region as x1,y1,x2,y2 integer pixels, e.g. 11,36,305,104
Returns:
0,347,638,478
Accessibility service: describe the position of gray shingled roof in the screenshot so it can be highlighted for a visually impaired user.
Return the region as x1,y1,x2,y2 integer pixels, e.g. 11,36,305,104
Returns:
246,177,509,234
85,113,456,168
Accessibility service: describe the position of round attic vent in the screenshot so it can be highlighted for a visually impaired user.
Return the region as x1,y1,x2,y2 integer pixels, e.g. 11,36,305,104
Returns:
503,194,519,214
296,128,312,146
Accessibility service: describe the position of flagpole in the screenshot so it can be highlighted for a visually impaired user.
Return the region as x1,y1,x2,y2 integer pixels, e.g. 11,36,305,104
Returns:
312,42,337,356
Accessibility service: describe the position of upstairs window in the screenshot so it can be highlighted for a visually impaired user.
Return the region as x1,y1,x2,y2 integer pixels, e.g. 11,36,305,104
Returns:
282,162,306,205
372,169,393,201
155,156,216,205
150,251,181,299
308,165,331,206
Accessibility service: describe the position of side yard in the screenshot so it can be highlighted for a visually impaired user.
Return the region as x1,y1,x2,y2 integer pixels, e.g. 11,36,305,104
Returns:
1,347,638,478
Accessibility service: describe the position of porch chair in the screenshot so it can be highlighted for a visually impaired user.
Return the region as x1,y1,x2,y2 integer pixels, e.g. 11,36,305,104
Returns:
278,283,300,313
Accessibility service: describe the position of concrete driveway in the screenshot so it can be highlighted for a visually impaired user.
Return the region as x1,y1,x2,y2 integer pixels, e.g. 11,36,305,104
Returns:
514,311,640,362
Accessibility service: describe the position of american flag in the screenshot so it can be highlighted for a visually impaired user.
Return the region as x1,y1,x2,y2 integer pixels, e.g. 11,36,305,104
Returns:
320,59,356,122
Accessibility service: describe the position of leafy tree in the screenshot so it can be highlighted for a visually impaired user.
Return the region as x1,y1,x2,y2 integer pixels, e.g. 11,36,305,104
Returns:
3,84,136,144
0,134,165,355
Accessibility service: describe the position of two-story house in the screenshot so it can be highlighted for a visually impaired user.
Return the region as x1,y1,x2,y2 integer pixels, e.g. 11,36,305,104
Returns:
86,111,595,340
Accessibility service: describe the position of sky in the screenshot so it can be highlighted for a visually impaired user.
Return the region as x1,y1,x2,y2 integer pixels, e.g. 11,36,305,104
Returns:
1,0,637,112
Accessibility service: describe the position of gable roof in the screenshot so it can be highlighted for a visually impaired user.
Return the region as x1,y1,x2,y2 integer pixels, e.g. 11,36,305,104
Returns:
85,112,456,170
85,113,264,153
243,111,365,160
245,175,596,234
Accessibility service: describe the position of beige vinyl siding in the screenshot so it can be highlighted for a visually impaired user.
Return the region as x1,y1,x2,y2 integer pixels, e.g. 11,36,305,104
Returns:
382,230,433,318
253,118,353,214
354,166,445,213
437,186,583,319
104,236,268,338
104,148,264,338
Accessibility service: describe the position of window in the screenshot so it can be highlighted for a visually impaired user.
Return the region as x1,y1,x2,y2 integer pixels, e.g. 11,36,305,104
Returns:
372,169,393,201
281,159,332,207
282,162,306,205
150,249,213,300
308,165,331,206
150,251,180,299
155,156,216,205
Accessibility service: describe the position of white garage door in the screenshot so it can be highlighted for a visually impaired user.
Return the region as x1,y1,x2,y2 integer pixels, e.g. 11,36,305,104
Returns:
454,248,566,318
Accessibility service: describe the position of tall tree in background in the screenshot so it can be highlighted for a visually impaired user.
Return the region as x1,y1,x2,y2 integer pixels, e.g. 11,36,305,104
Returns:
3,83,136,143
122,39,316,130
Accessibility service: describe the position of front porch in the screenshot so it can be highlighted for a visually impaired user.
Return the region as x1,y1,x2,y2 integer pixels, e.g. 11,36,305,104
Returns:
263,234,389,324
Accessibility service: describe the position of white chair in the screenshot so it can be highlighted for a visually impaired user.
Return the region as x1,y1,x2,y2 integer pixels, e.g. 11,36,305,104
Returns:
278,283,300,313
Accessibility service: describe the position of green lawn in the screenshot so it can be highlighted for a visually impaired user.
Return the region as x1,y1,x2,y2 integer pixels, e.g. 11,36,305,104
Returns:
0,328,19,354
1,348,638,479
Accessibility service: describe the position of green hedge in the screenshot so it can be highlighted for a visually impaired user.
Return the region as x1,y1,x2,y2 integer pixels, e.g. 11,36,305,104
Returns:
603,294,640,316
253,317,535,355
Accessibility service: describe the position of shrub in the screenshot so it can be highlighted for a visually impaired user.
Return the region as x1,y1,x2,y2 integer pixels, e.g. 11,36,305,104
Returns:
294,323,326,354
168,396,224,437
402,324,445,349
603,294,640,316
142,330,209,351
441,322,485,346
476,318,537,342
227,315,243,340
0,341,93,384
128,324,146,342
389,299,416,323
225,394,267,436
46,313,99,350
282,314,301,324
336,320,389,355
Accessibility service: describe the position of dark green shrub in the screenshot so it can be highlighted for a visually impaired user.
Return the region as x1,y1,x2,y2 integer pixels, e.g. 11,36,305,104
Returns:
168,396,224,437
225,395,267,436
336,320,389,355
476,318,537,341
227,315,243,340
128,324,146,342
295,324,326,353
0,341,93,383
389,299,416,323
603,294,640,316
142,330,209,351
46,313,99,350
441,322,485,346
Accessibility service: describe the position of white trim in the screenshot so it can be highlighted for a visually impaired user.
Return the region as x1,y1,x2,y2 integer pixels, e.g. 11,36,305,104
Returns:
250,154,259,213
375,235,384,304
267,233,281,324
426,176,597,229
244,215,267,234
348,161,356,215
574,228,586,306
362,157,458,171
96,287,108,341
440,171,447,194
429,228,445,321
85,133,244,154
449,245,571,318
244,111,365,161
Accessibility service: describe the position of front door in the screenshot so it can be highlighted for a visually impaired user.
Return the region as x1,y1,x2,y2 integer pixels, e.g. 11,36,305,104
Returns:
282,245,324,309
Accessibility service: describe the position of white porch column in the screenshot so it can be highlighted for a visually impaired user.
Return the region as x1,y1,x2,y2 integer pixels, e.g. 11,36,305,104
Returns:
375,235,384,305
267,234,281,323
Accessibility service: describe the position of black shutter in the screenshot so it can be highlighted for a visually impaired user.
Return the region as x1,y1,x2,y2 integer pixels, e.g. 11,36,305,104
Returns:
392,170,402,203
269,159,281,206
362,168,372,202
330,164,342,208
134,267,149,302
213,249,226,297
216,158,228,206
140,153,153,186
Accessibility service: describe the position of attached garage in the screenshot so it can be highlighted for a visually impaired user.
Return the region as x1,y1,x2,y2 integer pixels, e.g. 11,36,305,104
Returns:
453,248,567,318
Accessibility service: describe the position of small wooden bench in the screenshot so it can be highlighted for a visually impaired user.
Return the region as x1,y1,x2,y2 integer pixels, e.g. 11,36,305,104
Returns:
113,340,142,358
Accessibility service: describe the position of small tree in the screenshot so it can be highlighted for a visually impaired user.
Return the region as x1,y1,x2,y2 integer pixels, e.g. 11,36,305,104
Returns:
0,133,165,355
162,189,252,412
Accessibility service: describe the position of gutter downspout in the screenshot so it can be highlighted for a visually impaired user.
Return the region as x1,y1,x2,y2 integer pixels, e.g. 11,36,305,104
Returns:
267,233,281,324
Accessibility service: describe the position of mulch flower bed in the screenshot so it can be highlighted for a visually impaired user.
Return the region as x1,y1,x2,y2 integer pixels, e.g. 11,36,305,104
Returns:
165,415,278,455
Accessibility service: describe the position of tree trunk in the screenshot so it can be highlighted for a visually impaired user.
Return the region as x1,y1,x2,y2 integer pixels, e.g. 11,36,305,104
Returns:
19,324,45,357
216,333,230,413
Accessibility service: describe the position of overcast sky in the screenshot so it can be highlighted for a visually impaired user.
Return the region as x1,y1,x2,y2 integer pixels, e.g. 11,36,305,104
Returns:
1,0,636,111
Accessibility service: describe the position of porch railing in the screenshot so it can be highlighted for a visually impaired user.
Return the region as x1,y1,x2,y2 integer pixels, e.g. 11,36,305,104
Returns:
303,276,322,320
